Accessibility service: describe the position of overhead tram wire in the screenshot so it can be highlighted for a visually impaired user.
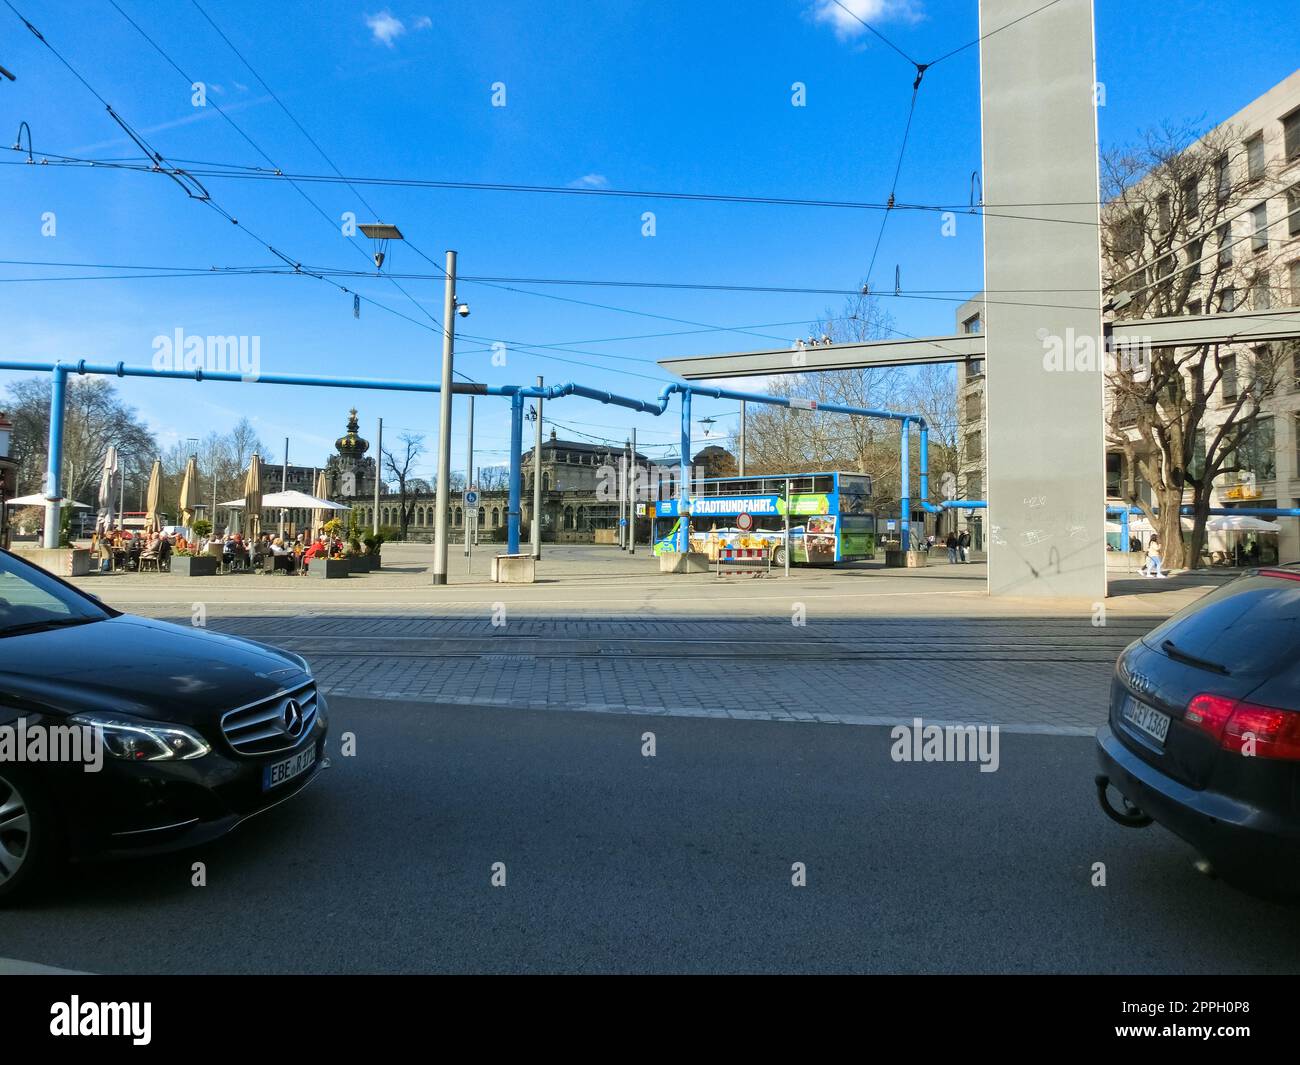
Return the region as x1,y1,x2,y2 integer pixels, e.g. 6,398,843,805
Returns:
104,0,471,381
0,148,1104,229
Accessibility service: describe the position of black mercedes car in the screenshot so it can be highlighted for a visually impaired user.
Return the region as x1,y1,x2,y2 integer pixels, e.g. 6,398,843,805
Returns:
1096,567,1300,898
0,547,327,904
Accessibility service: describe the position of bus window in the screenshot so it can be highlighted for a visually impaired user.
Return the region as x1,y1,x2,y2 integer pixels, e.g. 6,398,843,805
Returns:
813,474,834,493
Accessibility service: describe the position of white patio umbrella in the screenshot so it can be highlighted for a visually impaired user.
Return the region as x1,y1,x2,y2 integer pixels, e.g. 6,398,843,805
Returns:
219,490,351,511
1128,515,1193,535
1205,514,1280,532
1104,520,1123,533
7,493,91,507
95,445,120,534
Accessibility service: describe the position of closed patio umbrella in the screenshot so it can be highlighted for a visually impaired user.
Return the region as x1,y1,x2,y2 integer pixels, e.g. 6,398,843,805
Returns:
312,470,329,538
243,453,262,542
95,446,120,534
178,455,199,529
144,458,163,533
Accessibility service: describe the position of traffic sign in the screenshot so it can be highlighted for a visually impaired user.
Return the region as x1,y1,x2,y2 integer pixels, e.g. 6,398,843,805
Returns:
736,513,754,531
463,489,480,506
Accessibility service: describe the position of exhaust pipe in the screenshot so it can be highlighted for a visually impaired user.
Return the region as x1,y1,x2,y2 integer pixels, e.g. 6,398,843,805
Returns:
1095,774,1153,828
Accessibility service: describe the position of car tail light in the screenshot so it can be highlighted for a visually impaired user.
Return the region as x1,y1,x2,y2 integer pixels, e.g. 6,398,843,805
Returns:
1186,693,1300,760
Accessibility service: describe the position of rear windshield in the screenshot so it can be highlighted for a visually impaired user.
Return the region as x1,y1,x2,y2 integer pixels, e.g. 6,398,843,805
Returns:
1143,574,1300,677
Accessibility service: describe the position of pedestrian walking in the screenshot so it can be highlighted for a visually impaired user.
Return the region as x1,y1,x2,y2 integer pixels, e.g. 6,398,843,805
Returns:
946,531,958,564
958,529,971,563
1141,534,1167,578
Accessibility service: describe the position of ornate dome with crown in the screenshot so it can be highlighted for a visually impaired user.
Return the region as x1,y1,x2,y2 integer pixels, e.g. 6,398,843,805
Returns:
335,408,370,460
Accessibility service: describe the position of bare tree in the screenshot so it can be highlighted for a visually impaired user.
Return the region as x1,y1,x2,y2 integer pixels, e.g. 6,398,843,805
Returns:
382,432,426,539
3,376,157,503
734,289,910,506
1102,123,1296,568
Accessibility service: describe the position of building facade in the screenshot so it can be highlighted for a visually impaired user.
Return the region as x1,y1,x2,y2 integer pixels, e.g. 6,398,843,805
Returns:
957,69,1300,563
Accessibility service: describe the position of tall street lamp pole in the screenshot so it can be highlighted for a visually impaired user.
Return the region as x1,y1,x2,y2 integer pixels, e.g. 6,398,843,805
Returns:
431,249,458,585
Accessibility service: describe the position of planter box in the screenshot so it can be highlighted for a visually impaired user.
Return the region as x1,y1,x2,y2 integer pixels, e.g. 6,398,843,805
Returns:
883,549,929,568
491,554,535,583
305,558,350,579
347,555,373,573
15,547,91,578
659,551,710,574
171,555,219,577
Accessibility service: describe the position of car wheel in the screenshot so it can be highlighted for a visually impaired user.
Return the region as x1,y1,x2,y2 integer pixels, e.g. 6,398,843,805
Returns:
0,770,57,905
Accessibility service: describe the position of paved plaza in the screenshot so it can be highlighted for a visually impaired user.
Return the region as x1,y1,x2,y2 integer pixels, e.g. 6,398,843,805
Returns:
64,543,1224,736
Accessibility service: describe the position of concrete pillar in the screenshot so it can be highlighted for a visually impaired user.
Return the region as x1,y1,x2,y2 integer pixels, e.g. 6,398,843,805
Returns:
980,0,1107,598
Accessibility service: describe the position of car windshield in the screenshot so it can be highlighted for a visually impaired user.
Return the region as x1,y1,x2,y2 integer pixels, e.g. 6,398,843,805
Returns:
1143,574,1300,677
0,551,111,637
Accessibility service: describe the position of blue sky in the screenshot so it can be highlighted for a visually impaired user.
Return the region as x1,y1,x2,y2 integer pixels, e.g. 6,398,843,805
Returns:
2,0,1298,482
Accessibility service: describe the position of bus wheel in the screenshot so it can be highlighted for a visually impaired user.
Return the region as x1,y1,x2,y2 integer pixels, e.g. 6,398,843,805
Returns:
772,546,787,567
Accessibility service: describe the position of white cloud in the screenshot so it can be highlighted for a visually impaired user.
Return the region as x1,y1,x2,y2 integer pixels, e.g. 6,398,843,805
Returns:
366,11,406,47
809,0,923,41
365,11,433,47
568,174,610,189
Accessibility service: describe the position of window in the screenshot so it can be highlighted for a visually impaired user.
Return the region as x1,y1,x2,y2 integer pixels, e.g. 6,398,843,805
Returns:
1218,223,1233,266
454,506,462,526
1285,107,1300,162
1291,260,1300,306
965,393,981,421
1115,211,1144,256
1182,176,1199,220
965,474,982,501
1232,416,1275,481
967,357,984,379
1187,298,1202,316
1293,347,1300,391
1245,133,1265,182
1251,203,1268,252
962,314,981,334
491,507,500,527
1251,270,1272,310
1216,154,1231,201
1288,186,1300,237
1188,429,1207,483
1106,452,1122,496
966,431,982,462
1222,354,1238,401
1157,194,1172,232
1187,238,1203,280
1221,286,1237,312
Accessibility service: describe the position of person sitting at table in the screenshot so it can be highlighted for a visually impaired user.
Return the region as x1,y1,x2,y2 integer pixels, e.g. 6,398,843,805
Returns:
302,537,327,573
159,533,173,570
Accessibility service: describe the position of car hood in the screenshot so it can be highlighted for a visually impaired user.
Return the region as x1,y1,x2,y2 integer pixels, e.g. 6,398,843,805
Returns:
0,614,309,724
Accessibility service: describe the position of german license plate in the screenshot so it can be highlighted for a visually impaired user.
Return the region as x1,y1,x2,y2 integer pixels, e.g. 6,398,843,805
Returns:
1122,696,1171,746
263,745,317,791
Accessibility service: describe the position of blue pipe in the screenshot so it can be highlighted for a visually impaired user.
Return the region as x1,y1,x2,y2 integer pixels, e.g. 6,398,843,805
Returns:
43,365,68,548
900,419,910,552
939,500,987,508
507,392,524,553
679,387,692,552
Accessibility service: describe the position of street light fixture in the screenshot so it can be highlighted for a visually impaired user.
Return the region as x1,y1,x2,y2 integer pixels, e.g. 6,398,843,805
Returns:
358,222,403,271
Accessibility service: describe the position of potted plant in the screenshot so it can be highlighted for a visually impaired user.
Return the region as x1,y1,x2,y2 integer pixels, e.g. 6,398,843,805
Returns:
170,545,219,577
363,531,385,570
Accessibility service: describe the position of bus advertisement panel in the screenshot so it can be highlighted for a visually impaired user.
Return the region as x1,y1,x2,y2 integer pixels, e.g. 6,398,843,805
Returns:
651,472,874,565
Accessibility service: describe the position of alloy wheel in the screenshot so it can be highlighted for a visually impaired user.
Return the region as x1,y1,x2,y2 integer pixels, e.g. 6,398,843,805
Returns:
0,774,31,886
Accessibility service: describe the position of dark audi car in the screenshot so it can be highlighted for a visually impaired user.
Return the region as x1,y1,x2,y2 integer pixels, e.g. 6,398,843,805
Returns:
1096,567,1300,898
0,547,327,903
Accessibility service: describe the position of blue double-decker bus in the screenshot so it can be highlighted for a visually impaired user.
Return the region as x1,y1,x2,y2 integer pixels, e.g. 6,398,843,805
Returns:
652,471,874,566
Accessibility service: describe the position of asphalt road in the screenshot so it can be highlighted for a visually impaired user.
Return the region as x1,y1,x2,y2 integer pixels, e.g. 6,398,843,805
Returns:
3,697,1297,974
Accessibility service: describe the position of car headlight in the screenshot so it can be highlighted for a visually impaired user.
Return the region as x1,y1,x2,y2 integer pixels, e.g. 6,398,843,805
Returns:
69,714,211,761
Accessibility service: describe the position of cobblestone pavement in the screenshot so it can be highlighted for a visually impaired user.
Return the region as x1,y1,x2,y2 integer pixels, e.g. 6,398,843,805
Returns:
133,613,1158,735
66,545,1225,737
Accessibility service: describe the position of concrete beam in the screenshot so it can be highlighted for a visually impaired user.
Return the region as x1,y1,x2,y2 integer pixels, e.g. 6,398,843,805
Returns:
657,333,984,379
